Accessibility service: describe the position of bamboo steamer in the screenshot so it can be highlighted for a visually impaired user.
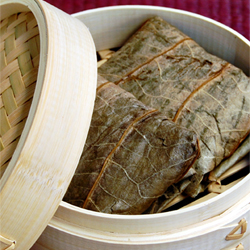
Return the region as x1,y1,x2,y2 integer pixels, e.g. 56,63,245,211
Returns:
0,3,249,250
32,6,249,250
0,0,97,249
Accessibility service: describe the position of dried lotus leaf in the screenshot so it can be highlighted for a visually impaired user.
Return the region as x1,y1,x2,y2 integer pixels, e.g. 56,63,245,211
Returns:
98,16,250,197
209,135,250,182
145,177,191,214
64,76,199,214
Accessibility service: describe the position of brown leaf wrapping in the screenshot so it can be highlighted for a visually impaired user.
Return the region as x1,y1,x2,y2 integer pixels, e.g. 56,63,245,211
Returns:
64,76,199,214
98,16,250,197
145,177,191,214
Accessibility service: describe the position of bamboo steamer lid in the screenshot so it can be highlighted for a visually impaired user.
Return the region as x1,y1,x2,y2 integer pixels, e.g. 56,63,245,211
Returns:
0,0,97,249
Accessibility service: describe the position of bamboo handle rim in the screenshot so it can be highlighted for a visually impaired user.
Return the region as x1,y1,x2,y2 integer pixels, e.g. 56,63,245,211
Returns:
225,218,247,241
0,235,16,250
236,243,244,250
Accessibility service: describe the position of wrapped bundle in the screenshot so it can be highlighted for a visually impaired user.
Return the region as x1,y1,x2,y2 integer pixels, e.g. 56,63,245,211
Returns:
64,75,199,214
98,16,250,197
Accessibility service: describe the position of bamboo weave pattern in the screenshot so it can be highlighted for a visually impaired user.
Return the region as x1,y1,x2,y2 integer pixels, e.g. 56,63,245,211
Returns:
0,12,40,177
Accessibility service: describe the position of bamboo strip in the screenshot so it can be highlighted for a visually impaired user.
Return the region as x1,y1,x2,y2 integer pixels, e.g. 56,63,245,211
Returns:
0,17,8,29
32,54,40,68
182,178,244,209
8,98,32,127
2,87,18,114
6,42,29,63
163,194,188,210
163,169,247,211
0,28,15,43
25,12,35,23
0,23,7,37
0,162,8,178
0,138,3,150
0,108,11,135
0,139,18,166
23,66,38,87
8,14,17,25
210,177,244,194
27,16,38,30
0,59,19,82
0,96,3,108
98,49,115,59
15,82,35,106
0,50,6,70
18,50,33,75
9,69,26,96
4,33,15,54
0,78,11,94
15,20,27,39
16,26,39,47
27,36,40,58
0,41,4,52
1,118,26,146
0,27,7,41
97,58,107,68
6,13,26,32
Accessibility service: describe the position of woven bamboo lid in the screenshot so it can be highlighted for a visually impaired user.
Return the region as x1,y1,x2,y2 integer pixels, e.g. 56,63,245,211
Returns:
0,0,97,249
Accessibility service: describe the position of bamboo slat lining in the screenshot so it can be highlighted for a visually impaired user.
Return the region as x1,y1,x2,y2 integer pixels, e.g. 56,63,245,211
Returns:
0,12,40,177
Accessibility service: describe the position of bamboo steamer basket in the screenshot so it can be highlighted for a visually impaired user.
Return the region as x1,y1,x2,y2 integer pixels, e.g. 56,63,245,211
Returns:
0,3,249,250
32,6,250,250
0,0,97,249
